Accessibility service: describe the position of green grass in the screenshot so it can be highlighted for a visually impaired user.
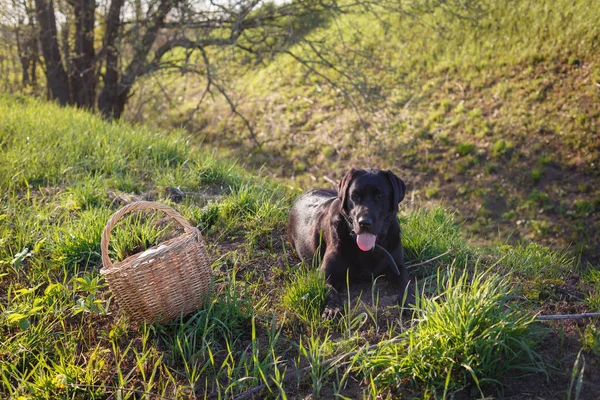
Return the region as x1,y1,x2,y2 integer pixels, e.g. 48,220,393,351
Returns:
4,1,600,396
1,94,598,398
583,266,600,311
124,0,600,265
358,267,546,395
283,267,327,327
0,95,291,398
581,324,600,355
494,242,577,281
402,206,472,268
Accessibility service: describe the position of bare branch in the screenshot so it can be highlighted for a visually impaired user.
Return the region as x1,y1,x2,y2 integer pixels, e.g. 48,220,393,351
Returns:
537,312,600,321
197,45,261,147
282,48,369,132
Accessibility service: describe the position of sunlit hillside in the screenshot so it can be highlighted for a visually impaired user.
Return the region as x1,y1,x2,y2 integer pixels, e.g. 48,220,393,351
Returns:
126,0,600,263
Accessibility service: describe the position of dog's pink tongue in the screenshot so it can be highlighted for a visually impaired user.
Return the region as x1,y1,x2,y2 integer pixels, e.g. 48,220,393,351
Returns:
356,233,376,251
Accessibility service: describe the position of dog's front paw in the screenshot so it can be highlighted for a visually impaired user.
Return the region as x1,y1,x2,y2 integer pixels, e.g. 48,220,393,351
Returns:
397,290,416,311
321,305,342,320
322,288,343,319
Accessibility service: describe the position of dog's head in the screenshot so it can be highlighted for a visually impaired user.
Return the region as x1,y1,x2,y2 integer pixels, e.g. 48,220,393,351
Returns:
338,168,406,251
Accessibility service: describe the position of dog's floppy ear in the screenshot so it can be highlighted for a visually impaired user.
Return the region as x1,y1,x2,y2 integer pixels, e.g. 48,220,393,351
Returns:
338,168,358,211
385,170,406,212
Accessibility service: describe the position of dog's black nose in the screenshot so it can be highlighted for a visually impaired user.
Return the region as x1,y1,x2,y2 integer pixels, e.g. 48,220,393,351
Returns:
358,217,372,229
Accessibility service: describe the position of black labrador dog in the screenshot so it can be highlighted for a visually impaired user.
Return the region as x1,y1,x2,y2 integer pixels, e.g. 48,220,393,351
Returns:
288,168,414,317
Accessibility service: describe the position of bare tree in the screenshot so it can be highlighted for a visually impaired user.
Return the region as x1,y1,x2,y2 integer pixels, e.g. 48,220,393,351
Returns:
68,0,95,108
7,0,483,134
98,0,179,118
34,0,69,104
18,0,347,118
10,0,37,87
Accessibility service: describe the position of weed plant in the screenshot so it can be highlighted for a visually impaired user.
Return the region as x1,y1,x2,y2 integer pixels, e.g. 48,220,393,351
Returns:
358,266,546,395
494,242,577,280
283,267,327,327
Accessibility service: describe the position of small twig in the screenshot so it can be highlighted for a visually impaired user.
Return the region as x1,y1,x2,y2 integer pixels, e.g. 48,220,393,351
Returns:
322,175,337,188
536,312,600,321
406,249,454,269
197,44,261,148
67,383,174,399
401,93,417,110
183,79,211,128
234,337,406,400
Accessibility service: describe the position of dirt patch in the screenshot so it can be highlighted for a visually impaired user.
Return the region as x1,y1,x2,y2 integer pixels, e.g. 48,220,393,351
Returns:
501,331,600,400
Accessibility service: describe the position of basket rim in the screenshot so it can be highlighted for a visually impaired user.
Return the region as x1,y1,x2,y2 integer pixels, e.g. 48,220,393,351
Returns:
100,230,203,276
101,201,199,271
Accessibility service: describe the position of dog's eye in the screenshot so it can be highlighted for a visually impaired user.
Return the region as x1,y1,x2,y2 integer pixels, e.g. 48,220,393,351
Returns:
376,192,384,200
350,194,360,202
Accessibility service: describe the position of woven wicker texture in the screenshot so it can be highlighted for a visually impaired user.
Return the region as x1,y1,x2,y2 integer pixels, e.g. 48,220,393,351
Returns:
100,201,212,323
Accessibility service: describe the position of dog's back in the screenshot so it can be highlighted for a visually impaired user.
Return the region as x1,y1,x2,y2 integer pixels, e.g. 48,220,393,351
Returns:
288,189,336,260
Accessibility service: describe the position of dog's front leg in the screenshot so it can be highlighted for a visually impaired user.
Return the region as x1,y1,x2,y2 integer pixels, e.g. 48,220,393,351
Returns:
320,250,349,319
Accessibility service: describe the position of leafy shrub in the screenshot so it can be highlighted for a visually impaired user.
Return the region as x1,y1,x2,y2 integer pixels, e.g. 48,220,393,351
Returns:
456,142,474,157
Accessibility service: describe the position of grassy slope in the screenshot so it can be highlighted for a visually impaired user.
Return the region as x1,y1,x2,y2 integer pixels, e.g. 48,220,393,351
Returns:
1,95,600,398
128,0,600,263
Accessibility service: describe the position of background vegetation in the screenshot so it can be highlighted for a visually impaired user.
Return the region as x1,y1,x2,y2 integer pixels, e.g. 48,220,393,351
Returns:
123,0,600,264
1,93,599,398
1,0,600,397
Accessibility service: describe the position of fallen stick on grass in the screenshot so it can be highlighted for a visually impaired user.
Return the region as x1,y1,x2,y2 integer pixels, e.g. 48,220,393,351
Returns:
536,312,600,321
406,249,454,269
322,175,337,188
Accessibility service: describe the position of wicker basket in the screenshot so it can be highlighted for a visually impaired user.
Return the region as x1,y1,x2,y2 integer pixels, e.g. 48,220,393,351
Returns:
100,201,212,323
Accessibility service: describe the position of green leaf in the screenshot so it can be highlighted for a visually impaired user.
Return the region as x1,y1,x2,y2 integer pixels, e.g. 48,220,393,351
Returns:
10,247,31,266
7,313,27,323
14,283,43,297
28,306,45,315
45,283,65,296
33,238,46,254
19,318,30,330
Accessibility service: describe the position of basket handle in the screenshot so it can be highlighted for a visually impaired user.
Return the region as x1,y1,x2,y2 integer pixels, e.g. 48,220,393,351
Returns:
101,201,196,270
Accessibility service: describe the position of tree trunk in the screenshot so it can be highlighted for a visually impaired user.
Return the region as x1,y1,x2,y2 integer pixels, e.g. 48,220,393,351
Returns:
11,0,29,86
99,0,178,119
97,0,125,119
56,0,71,92
34,0,69,105
14,22,31,86
68,0,95,109
26,0,38,87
